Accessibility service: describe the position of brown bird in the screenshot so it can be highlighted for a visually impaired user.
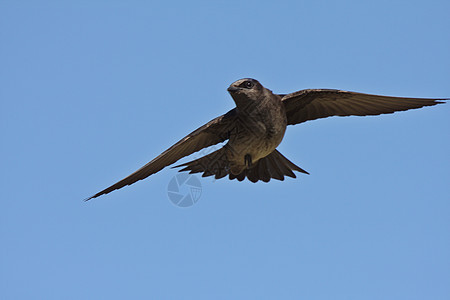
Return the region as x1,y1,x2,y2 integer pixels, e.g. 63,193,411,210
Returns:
86,78,447,200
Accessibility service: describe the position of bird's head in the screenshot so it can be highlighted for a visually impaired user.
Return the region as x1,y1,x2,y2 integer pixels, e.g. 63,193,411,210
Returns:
227,78,268,111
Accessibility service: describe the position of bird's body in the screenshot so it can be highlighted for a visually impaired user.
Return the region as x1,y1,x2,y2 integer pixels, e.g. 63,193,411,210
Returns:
225,82,287,174
86,78,446,200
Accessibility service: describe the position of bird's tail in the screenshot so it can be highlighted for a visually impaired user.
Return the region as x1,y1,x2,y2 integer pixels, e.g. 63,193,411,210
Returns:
173,148,309,183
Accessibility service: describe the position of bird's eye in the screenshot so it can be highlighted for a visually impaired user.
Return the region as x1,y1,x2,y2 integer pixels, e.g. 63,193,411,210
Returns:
244,81,254,88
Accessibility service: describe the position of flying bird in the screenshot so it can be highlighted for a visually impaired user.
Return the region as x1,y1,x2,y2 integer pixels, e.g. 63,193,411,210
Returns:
86,78,446,200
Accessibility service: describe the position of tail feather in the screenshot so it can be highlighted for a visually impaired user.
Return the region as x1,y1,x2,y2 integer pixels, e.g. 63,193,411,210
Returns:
173,148,309,183
174,148,229,180
265,154,284,180
229,171,246,181
270,150,296,178
273,150,310,175
256,158,271,182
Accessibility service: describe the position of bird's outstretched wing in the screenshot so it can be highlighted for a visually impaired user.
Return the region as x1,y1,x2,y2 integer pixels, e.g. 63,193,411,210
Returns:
86,109,237,200
280,89,446,125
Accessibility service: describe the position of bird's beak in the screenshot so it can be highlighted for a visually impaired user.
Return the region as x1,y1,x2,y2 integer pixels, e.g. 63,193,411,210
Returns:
227,86,240,93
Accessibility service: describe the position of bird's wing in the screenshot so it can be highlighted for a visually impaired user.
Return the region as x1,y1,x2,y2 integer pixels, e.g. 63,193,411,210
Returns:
86,109,237,200
280,89,446,125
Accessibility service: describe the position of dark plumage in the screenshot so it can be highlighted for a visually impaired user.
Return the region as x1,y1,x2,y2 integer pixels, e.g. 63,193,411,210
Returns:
86,78,446,200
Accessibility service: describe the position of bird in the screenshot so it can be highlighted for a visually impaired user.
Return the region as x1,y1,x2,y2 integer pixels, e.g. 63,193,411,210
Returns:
85,78,447,200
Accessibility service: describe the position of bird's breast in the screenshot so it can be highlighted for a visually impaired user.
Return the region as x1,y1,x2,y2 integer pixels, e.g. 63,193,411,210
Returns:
226,102,287,164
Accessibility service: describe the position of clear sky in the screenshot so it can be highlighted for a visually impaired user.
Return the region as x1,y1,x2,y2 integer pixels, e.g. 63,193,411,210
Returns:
1,1,449,299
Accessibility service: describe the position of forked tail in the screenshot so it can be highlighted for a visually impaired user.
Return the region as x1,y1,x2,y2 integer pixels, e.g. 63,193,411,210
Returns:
174,148,308,183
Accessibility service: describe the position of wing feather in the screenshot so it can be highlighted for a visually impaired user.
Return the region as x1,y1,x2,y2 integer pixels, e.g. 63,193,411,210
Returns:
86,109,237,200
281,89,446,125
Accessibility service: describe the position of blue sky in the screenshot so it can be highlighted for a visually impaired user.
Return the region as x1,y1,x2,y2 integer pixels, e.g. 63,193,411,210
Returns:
1,1,449,299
